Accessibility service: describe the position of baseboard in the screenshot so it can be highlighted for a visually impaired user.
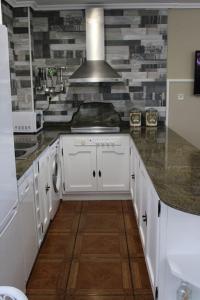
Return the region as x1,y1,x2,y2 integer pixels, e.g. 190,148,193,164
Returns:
61,192,131,201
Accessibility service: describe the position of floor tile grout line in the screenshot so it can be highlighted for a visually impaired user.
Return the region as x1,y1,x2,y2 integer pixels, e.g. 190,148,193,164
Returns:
64,201,84,294
121,201,136,293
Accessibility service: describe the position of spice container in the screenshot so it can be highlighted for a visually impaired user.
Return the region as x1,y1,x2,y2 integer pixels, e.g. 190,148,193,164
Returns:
130,109,142,127
145,108,158,127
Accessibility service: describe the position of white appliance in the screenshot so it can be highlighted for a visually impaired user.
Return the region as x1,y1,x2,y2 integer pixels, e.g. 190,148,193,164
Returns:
12,111,43,133
0,25,25,290
0,286,28,300
49,139,61,219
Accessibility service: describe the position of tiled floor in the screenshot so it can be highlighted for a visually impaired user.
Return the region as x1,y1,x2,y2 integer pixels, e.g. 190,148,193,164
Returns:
27,200,153,300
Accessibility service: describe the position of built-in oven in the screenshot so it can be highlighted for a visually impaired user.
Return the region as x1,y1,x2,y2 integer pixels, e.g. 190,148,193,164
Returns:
12,111,43,133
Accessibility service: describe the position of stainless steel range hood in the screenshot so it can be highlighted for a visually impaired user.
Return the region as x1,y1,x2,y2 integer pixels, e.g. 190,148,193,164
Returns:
69,8,122,83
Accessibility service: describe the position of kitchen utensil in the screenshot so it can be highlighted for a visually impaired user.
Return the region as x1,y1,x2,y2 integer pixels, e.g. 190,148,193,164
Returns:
44,68,50,94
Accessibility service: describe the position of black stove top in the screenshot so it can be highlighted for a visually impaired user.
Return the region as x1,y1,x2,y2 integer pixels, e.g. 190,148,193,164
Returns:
70,102,121,133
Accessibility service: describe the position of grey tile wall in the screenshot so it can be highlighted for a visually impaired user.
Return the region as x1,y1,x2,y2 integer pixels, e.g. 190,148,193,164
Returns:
2,1,17,108
33,9,167,122
2,2,168,121
2,2,33,111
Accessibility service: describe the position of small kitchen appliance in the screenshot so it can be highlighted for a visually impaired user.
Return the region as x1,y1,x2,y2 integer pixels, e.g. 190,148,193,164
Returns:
12,111,43,133
129,109,142,127
145,108,158,127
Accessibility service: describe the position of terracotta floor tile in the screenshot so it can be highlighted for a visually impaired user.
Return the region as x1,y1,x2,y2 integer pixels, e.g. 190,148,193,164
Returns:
124,213,138,234
122,200,134,213
82,200,122,214
130,258,152,295
74,233,128,258
79,213,125,233
134,295,154,300
126,232,144,258
49,213,80,233
65,296,134,300
39,232,76,260
27,294,65,300
58,201,82,214
67,258,132,295
27,259,70,295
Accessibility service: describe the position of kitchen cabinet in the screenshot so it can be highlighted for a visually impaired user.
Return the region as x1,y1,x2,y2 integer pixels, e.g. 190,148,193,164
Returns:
138,165,148,250
18,167,38,283
61,140,97,192
130,142,140,220
145,184,160,294
61,135,130,193
33,148,51,246
130,139,160,297
97,142,129,191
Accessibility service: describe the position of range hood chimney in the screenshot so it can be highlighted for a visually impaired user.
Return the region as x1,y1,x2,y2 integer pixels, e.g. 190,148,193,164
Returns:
69,8,122,83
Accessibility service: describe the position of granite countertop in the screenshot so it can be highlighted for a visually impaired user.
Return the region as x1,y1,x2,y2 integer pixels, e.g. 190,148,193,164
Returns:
15,124,200,215
130,126,200,216
15,128,67,179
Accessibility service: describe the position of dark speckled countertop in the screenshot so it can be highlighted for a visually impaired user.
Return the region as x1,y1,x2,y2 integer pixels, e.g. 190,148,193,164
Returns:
130,126,200,215
15,124,200,215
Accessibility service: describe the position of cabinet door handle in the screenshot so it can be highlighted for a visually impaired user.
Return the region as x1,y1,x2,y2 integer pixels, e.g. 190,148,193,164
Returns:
142,212,147,226
45,184,50,193
99,170,101,177
93,171,96,177
131,174,135,179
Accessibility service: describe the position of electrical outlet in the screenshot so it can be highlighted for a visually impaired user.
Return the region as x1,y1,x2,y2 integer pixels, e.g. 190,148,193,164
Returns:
177,93,184,101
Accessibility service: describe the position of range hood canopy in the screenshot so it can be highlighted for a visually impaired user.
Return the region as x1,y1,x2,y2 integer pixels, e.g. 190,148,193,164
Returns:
69,8,122,83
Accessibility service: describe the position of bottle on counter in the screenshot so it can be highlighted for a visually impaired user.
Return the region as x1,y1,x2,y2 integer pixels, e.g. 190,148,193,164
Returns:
177,281,192,300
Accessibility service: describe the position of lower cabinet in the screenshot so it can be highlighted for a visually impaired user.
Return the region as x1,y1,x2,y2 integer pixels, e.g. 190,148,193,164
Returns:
33,149,51,246
145,184,160,294
18,167,38,283
130,139,160,298
61,135,130,193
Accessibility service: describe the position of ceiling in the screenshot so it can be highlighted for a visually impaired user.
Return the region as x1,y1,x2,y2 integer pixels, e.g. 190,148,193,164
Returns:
7,0,200,10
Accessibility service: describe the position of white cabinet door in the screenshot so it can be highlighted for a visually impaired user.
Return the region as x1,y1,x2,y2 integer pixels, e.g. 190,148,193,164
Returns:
134,156,141,221
38,151,50,235
130,146,135,200
97,142,129,191
138,166,148,250
62,138,97,192
18,169,38,283
146,186,160,292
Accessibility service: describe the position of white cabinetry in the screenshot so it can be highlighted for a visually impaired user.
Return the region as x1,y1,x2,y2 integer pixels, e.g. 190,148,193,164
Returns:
97,143,129,191
61,135,129,193
138,164,148,250
18,167,38,283
146,184,160,294
61,139,97,192
130,139,160,298
33,148,51,246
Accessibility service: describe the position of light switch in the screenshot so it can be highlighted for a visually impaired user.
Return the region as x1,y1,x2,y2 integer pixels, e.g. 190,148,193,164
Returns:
177,93,184,101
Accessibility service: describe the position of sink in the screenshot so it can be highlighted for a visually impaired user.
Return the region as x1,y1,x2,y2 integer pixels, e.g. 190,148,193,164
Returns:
14,143,36,149
15,149,26,158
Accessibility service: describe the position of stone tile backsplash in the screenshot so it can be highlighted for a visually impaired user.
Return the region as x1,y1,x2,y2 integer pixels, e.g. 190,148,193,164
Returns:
2,2,168,123
2,2,33,111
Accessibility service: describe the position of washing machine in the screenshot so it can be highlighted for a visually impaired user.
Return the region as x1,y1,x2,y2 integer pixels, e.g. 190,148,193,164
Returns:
49,139,61,220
